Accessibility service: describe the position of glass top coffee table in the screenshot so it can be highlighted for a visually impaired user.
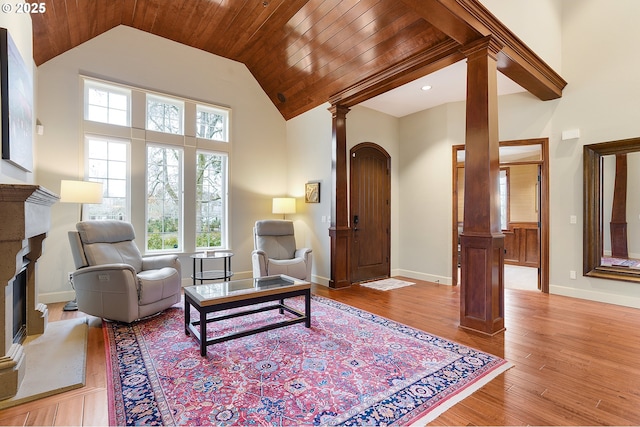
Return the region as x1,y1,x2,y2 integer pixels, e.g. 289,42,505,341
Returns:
184,275,311,356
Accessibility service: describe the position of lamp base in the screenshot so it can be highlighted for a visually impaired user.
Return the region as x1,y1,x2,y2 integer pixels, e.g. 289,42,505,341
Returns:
63,299,78,311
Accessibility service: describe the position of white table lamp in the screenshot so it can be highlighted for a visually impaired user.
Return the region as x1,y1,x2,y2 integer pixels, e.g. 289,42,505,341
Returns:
272,197,296,219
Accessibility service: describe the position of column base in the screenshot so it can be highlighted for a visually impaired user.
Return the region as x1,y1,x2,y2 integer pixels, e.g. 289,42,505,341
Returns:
459,233,505,335
0,344,26,400
329,226,351,288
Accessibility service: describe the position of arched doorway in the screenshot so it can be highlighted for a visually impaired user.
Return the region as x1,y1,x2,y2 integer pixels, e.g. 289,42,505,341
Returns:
350,142,391,283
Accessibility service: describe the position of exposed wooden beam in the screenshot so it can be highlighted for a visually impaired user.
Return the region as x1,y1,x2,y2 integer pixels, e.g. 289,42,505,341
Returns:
400,0,567,101
398,0,479,45
329,39,464,107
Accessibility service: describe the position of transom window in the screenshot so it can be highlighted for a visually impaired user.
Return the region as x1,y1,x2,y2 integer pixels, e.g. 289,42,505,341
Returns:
147,95,184,135
84,81,130,126
499,168,509,230
196,105,229,142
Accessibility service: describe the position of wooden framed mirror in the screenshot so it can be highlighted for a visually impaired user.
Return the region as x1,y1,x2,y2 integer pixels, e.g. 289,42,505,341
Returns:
584,137,640,282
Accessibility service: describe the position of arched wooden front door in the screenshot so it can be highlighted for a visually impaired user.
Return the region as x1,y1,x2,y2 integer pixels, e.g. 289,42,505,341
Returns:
350,143,391,283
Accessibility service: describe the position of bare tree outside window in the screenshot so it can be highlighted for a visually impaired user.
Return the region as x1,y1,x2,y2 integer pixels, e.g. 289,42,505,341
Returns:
196,106,227,141
147,145,182,251
147,96,183,135
196,151,227,248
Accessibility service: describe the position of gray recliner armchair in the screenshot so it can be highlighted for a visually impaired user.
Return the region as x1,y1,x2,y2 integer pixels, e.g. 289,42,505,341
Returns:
251,220,312,281
68,220,182,323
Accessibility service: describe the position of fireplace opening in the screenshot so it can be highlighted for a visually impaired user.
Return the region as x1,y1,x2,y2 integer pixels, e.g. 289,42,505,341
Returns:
12,263,28,344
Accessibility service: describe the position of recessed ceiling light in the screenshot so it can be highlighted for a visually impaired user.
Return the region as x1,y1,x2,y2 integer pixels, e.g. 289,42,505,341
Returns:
421,85,432,91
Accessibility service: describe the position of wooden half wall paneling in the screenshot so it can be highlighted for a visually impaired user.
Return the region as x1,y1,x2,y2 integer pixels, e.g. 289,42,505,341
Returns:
504,222,539,268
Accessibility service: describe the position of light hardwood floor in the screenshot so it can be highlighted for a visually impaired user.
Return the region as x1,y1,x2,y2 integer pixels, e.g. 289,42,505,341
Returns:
1,279,639,426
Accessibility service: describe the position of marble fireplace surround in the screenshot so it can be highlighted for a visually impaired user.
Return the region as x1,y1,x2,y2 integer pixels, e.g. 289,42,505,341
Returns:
0,184,58,400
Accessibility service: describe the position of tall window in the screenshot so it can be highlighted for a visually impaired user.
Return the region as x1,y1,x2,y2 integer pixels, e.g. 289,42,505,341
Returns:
82,77,231,254
84,136,130,221
499,168,509,230
84,80,130,126
147,95,184,135
196,105,229,142
147,145,183,251
196,151,228,249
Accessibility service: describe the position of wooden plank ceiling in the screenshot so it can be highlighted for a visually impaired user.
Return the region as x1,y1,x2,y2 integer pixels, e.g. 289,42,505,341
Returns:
31,0,566,120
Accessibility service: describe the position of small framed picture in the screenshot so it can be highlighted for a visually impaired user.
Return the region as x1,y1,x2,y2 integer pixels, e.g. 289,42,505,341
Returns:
305,182,320,203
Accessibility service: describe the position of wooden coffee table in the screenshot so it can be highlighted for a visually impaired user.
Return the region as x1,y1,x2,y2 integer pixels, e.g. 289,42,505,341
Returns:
183,274,311,356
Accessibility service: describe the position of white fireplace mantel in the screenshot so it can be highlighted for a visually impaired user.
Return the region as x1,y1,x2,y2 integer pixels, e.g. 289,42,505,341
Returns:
0,184,59,400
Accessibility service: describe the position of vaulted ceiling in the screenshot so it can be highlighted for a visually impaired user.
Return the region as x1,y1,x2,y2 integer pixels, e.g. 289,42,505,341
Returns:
31,0,566,120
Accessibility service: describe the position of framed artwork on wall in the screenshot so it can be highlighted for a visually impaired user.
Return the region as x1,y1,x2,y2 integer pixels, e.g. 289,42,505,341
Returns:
0,27,34,172
305,182,320,203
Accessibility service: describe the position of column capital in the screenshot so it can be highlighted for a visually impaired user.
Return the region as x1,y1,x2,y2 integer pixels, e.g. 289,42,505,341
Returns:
328,104,350,118
460,35,503,61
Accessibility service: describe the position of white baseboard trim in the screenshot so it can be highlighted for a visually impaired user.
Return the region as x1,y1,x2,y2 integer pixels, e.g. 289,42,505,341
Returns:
310,271,450,287
549,284,640,309
393,269,452,285
312,274,330,286
38,290,76,305
41,271,260,304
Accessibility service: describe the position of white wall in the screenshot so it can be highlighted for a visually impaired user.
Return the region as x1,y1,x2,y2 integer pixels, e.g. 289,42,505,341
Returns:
547,0,640,306
479,0,562,71
398,102,464,284
285,104,333,283
35,26,287,303
0,14,34,184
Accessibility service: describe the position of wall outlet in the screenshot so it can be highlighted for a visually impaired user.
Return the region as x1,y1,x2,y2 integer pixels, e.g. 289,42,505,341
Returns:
570,270,577,280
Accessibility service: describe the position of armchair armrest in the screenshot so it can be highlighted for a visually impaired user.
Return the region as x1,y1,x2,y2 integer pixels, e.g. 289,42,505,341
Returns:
295,249,312,282
72,263,140,322
295,248,312,261
142,254,181,274
72,263,138,290
251,249,268,277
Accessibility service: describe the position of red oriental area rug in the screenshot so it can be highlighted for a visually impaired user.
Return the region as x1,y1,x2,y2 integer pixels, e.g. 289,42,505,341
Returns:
104,295,511,426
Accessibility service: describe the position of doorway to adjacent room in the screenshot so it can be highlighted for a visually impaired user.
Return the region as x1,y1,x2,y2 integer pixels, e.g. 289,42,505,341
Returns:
452,138,550,292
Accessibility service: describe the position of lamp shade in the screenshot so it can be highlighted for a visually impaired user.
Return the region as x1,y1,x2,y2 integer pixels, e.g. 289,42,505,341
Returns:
60,180,104,204
272,197,296,215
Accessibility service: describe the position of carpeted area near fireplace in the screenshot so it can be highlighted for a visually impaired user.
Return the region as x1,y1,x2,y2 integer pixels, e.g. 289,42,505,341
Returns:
0,316,89,410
